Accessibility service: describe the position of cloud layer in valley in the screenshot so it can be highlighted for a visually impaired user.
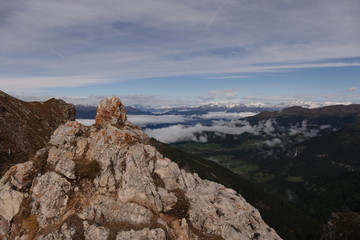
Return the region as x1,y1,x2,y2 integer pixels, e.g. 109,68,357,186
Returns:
197,112,257,119
127,115,191,126
144,119,333,143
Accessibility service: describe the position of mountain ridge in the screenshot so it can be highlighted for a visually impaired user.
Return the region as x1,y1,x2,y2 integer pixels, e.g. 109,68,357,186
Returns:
0,96,281,240
0,90,75,175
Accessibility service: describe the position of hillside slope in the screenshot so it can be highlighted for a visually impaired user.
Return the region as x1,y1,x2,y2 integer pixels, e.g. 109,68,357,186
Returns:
0,90,75,174
260,125,360,222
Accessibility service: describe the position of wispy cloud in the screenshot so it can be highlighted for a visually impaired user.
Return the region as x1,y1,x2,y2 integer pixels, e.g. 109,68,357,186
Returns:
1,0,360,92
17,94,196,107
1,76,106,89
347,87,358,92
208,89,240,99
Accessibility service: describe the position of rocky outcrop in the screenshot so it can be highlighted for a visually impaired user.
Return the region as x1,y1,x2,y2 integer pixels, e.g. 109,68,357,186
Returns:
95,97,127,126
0,90,76,174
0,96,281,240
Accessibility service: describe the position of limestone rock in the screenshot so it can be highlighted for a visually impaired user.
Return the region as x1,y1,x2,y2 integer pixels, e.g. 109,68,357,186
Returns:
148,228,166,240
91,196,153,225
154,157,184,190
116,228,149,240
186,180,280,240
84,221,109,240
37,223,76,240
31,171,72,227
0,96,282,240
47,147,76,179
1,161,35,190
0,183,23,221
116,228,166,240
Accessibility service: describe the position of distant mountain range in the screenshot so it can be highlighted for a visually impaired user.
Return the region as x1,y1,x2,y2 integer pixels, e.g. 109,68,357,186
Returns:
131,101,353,115
76,101,354,119
75,105,150,119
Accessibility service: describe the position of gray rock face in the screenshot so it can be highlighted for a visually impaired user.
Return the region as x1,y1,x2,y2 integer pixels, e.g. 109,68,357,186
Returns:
116,228,166,240
0,182,23,222
0,96,282,240
31,171,72,227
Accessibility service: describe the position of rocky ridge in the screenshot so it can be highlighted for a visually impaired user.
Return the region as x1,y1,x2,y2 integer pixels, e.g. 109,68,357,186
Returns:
0,90,76,174
0,96,281,240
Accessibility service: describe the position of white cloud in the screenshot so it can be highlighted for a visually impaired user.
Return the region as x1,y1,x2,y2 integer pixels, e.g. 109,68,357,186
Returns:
0,76,107,90
320,124,331,130
1,0,360,91
144,117,334,143
288,120,320,137
197,111,257,119
263,138,282,147
208,89,240,99
144,119,277,143
127,115,190,126
144,124,206,143
347,87,358,92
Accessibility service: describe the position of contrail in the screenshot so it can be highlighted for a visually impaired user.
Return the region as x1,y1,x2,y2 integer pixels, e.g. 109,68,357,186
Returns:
206,6,222,30
185,6,223,62
50,48,65,59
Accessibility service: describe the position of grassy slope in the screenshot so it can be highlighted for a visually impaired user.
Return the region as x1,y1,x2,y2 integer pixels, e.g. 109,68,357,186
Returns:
260,125,360,222
150,138,323,240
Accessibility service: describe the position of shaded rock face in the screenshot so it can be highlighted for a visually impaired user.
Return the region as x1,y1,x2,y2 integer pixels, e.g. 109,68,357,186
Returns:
0,90,76,174
0,96,281,240
321,212,360,240
252,104,360,122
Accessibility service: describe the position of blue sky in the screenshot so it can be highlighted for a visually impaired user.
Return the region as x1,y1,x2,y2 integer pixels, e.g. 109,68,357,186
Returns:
1,0,360,106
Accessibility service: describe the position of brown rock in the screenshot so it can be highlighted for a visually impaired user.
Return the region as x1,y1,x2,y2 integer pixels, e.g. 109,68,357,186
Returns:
0,90,75,174
321,212,360,240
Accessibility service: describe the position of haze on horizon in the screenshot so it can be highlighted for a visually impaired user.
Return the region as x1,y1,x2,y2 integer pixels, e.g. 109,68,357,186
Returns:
1,0,360,106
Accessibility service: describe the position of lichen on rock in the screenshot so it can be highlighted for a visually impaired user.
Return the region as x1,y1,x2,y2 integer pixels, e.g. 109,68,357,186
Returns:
95,96,127,126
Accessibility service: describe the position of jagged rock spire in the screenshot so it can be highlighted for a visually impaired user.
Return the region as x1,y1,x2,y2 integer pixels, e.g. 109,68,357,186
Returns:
95,96,127,126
